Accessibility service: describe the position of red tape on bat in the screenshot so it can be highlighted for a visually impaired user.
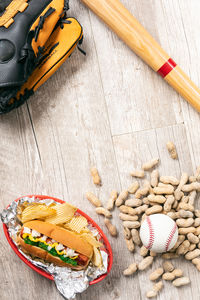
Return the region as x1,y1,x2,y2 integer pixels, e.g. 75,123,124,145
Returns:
157,58,177,78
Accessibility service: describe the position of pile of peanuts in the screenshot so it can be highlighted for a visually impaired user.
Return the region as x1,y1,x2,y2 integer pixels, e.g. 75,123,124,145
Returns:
86,142,200,298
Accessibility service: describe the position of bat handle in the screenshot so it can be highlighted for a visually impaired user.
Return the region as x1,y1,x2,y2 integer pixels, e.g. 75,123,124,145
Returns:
82,0,200,112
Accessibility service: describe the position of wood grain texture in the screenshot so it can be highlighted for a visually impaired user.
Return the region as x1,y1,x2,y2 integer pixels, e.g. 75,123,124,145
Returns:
82,0,200,111
1,0,200,299
81,0,170,69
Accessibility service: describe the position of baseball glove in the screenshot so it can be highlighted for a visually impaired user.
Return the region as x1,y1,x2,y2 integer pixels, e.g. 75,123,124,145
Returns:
0,0,83,114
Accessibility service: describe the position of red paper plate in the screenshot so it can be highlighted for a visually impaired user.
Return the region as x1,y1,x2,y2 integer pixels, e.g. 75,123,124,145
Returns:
3,195,113,285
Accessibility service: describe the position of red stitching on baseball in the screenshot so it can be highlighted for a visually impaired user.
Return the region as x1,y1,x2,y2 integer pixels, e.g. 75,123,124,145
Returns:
146,216,154,249
165,223,177,251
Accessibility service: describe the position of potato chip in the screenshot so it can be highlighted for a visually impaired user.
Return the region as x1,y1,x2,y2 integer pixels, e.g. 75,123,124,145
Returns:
49,203,57,208
21,204,56,223
17,205,23,221
20,204,42,217
44,203,77,224
80,227,90,233
92,247,102,268
81,233,103,248
66,216,88,233
16,213,23,223
17,202,38,216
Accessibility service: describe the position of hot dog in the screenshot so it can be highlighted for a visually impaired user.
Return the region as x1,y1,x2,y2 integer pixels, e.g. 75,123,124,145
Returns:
17,220,93,270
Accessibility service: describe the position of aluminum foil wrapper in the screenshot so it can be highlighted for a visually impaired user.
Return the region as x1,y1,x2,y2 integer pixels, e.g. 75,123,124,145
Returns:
1,197,108,299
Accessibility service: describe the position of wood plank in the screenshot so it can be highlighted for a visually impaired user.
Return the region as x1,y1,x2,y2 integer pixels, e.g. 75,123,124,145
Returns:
169,0,200,171
0,106,48,300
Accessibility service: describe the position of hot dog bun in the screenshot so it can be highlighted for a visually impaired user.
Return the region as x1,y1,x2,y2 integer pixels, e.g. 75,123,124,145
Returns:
17,235,86,270
24,220,93,258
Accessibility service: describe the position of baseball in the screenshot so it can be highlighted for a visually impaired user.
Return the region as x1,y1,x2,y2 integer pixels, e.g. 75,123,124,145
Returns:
139,214,178,253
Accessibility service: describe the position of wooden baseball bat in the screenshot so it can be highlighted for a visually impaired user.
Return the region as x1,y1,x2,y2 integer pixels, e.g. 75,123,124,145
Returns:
81,0,200,112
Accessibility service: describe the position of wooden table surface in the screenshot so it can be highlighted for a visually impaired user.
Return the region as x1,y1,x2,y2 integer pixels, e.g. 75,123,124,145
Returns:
1,0,200,299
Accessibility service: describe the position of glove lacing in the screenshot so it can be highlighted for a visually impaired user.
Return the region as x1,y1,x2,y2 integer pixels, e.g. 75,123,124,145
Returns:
34,7,56,42
18,7,56,77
